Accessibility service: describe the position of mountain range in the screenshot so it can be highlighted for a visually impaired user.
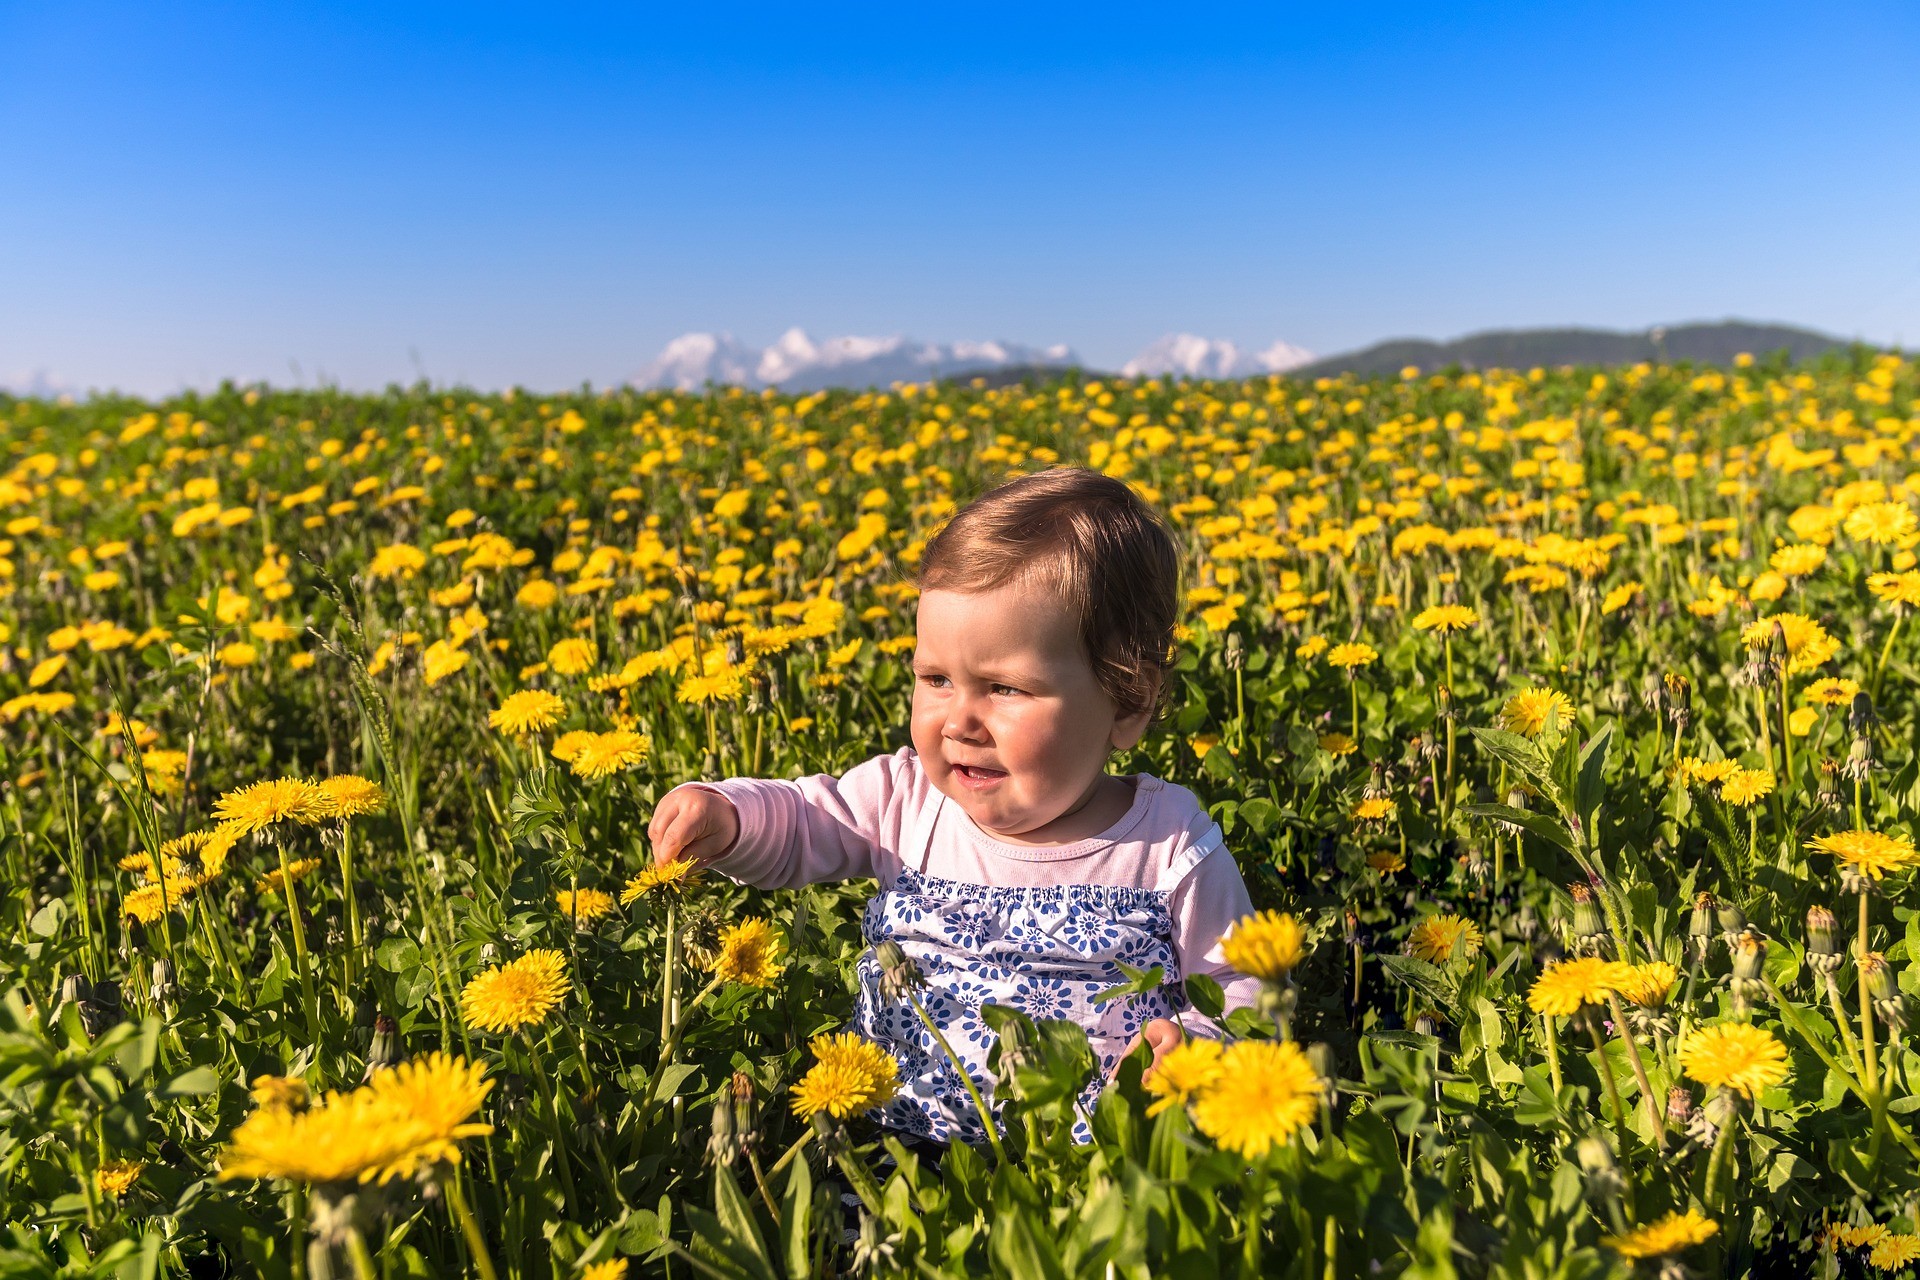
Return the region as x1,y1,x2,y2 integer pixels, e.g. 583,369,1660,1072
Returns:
1290,321,1850,378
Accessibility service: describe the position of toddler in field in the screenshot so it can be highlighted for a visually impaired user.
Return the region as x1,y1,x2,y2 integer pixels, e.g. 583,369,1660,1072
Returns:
646,468,1258,1143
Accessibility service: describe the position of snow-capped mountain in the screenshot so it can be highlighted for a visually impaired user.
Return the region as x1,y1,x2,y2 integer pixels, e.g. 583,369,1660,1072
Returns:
634,328,1077,393
1121,334,1314,379
0,367,74,398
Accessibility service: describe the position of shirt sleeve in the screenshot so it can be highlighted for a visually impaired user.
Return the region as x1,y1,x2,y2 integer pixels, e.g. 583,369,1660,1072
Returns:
683,749,920,890
1166,840,1263,1032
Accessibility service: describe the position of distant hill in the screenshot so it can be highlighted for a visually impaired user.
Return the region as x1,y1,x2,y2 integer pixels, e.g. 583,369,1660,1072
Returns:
1294,321,1855,378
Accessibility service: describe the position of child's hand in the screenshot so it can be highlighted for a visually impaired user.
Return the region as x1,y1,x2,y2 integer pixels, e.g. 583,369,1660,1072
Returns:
1124,1018,1185,1082
647,785,740,866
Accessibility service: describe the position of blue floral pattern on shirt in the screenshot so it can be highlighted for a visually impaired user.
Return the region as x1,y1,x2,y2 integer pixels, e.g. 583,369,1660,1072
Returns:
854,868,1189,1145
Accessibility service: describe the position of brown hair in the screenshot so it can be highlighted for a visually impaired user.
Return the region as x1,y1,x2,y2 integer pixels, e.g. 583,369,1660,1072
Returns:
916,468,1179,719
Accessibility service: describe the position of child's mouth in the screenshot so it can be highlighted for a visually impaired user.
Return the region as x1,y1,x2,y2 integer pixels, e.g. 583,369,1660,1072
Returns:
951,762,1008,789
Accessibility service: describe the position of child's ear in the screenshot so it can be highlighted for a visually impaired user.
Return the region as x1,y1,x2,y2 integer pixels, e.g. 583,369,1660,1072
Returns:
1109,673,1161,752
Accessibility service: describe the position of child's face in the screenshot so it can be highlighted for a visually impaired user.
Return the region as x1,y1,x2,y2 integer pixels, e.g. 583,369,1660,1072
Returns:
910,582,1152,840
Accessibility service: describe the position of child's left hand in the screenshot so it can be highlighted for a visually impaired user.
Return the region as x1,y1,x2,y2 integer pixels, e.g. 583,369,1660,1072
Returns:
1126,1018,1184,1081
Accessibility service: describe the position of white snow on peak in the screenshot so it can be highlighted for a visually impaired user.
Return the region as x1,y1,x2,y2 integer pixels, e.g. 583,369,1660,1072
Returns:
634,330,1078,393
1121,334,1315,379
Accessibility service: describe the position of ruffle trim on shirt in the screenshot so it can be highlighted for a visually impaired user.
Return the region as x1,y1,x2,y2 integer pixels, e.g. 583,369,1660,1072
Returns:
892,867,1173,914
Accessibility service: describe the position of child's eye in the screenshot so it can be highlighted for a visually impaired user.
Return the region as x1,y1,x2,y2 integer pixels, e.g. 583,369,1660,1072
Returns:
990,683,1023,696
917,673,949,688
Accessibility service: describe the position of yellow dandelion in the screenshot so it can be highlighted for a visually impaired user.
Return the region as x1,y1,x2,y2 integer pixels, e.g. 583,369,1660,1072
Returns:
550,729,595,763
1615,960,1679,1008
789,1033,899,1119
1869,1234,1920,1270
713,918,785,988
1411,605,1478,633
1804,677,1860,707
251,1075,311,1112
1367,850,1406,873
1317,731,1357,756
95,1160,144,1198
1143,1038,1225,1117
1220,911,1305,981
1351,796,1395,821
1527,957,1633,1016
213,778,329,835
460,950,569,1033
547,637,598,676
314,774,386,819
1739,612,1838,675
1844,500,1917,545
554,888,616,925
1678,1022,1789,1097
579,1263,629,1280
1326,642,1378,670
1188,1040,1321,1158
1603,1210,1719,1259
620,858,702,902
1405,915,1483,964
1500,689,1575,738
256,858,323,896
676,670,748,704
1718,768,1775,807
568,730,652,780
1868,571,1920,608
490,689,567,735
1808,829,1920,881
1768,543,1827,577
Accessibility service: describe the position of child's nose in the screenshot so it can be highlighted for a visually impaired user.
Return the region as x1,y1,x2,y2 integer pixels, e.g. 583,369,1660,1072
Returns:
943,694,989,742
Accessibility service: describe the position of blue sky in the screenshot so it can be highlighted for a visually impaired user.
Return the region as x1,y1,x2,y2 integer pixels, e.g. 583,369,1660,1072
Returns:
2,2,1917,394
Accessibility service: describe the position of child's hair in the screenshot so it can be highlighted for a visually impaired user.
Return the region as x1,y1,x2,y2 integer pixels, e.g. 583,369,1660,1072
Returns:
916,468,1179,719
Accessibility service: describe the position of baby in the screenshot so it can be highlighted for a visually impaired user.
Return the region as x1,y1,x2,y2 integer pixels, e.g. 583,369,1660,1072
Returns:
647,468,1258,1143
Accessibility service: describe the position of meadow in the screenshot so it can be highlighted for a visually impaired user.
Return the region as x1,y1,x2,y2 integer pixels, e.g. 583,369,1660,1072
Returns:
2,350,1919,1278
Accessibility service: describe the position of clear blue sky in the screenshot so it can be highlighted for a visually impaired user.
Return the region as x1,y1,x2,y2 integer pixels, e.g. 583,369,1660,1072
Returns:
3,2,1917,395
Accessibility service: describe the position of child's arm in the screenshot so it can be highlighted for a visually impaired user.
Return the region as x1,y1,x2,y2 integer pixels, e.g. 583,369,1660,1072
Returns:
647,749,918,890
1166,845,1266,1028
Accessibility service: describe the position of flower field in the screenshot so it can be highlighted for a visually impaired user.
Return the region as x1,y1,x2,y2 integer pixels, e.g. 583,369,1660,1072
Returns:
6,351,1920,1277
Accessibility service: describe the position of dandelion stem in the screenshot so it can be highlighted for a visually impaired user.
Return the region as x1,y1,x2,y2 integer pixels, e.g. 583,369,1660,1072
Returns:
1585,1013,1637,1217
1239,1160,1268,1278
766,1129,814,1178
1860,890,1880,1099
1541,1015,1563,1098
1873,612,1904,703
1701,1106,1736,1210
344,1228,378,1280
338,820,363,987
275,840,325,1074
1605,993,1666,1147
908,992,1007,1164
439,1171,499,1280
527,1034,581,1217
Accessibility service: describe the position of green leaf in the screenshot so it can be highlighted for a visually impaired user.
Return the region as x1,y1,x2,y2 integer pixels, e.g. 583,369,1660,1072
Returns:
27,900,66,939
159,1066,219,1097
711,1164,778,1280
1459,803,1575,854
1183,974,1226,1020
1093,962,1165,1006
781,1149,812,1280
987,1202,1068,1280
1238,796,1280,835
1575,721,1613,824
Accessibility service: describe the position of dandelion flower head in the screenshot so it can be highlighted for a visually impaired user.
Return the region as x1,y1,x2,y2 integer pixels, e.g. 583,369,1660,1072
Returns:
1678,1023,1789,1097
460,950,569,1033
1220,911,1305,981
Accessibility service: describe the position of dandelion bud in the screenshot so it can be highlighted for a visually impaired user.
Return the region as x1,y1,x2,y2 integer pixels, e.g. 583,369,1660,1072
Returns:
1641,673,1666,715
1731,930,1767,982
724,632,745,666
1575,1135,1622,1198
1715,898,1747,941
58,973,92,1009
729,1071,759,1150
1569,883,1606,941
1437,683,1455,721
1863,952,1898,1004
707,1089,739,1166
1846,733,1875,783
873,941,925,1002
1849,691,1877,737
1816,761,1843,812
1665,1085,1695,1130
1703,1087,1740,1129
79,979,123,1038
150,958,177,1007
365,1014,405,1077
1224,631,1245,671
1806,907,1843,974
